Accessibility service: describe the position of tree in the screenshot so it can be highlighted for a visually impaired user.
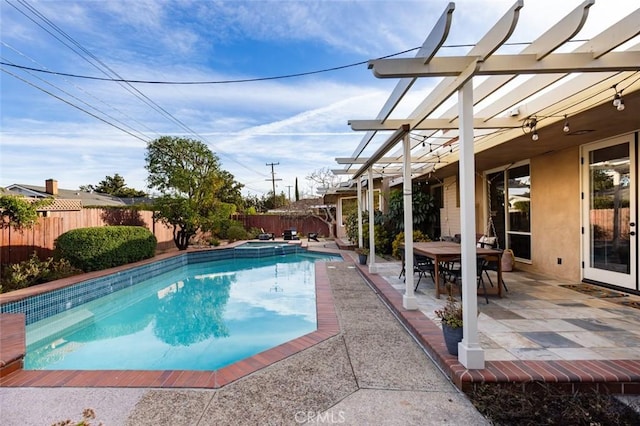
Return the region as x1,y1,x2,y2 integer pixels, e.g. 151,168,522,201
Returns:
291,198,338,239
80,173,147,198
0,195,51,229
306,167,340,195
242,193,267,213
145,136,241,250
295,178,300,202
386,186,438,237
262,191,287,210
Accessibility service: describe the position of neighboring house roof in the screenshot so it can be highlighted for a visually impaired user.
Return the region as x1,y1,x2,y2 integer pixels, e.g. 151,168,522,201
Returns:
5,184,127,207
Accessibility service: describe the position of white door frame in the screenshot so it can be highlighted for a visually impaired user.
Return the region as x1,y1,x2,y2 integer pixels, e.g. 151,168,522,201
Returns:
581,133,637,290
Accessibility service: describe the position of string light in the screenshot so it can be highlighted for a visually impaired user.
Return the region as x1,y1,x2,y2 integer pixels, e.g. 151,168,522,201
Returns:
612,85,625,111
523,116,538,141
563,115,570,133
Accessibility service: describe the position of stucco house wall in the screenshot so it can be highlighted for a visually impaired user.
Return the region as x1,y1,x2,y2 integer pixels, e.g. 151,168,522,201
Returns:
523,146,581,281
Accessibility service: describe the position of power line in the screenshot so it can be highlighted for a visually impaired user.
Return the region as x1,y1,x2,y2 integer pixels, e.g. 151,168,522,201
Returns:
0,46,421,84
4,0,269,183
0,37,587,86
1,67,149,143
1,52,156,141
265,162,282,197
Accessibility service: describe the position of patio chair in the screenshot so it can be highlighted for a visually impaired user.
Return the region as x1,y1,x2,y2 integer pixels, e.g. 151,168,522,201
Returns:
440,257,490,304
283,229,298,240
307,231,319,242
399,251,435,285
482,253,509,293
258,228,275,240
414,254,436,290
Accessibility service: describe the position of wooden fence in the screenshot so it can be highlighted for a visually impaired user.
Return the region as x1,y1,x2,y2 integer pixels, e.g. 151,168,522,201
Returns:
0,209,175,265
236,214,332,239
1,210,332,265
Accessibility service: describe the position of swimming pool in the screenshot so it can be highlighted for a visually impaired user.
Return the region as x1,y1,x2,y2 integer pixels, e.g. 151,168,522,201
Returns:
14,249,341,371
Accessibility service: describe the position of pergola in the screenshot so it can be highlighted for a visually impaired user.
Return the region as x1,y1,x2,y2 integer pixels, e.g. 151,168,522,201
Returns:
334,1,640,369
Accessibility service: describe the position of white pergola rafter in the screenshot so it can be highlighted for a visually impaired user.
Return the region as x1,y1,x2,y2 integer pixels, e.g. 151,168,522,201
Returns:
336,1,640,370
348,117,522,131
368,52,640,79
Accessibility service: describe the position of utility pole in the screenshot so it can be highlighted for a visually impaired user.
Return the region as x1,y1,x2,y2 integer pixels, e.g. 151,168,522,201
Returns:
266,162,282,205
286,185,293,202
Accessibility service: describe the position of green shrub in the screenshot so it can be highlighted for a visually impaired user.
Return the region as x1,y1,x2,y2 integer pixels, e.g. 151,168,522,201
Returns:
226,225,248,242
362,222,391,255
0,253,81,293
54,226,157,272
247,227,262,239
391,230,431,259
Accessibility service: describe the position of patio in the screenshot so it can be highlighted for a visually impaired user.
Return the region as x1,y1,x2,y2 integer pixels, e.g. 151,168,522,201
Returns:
356,256,640,393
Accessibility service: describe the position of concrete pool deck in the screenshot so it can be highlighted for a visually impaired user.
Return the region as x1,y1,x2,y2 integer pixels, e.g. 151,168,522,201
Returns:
0,247,487,425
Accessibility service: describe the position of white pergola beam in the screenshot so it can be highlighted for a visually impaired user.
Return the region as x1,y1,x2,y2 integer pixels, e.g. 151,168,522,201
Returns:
348,117,521,131
417,0,595,124
532,0,593,60
352,125,410,180
336,156,402,164
369,52,640,79
377,3,455,122
345,3,455,165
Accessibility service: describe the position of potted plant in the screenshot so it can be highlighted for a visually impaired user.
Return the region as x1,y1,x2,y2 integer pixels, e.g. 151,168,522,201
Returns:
355,247,369,265
434,295,463,355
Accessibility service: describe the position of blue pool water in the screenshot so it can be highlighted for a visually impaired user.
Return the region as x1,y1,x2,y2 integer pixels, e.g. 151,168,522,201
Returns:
24,252,340,371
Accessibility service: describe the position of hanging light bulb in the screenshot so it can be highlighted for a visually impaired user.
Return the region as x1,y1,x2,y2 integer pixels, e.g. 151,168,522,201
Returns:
613,92,622,108
524,116,538,141
422,141,425,147
563,115,570,133
612,84,625,111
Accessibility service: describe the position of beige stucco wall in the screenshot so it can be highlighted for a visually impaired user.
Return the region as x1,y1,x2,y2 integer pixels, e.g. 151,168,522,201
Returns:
519,146,582,281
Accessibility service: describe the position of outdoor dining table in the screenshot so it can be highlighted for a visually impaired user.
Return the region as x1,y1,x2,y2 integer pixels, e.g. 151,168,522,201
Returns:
411,241,504,299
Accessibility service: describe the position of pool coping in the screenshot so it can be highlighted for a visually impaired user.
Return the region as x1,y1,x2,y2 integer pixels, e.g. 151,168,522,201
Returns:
0,243,342,388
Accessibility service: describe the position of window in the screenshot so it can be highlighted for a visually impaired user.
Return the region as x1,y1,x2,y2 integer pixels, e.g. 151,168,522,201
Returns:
340,197,357,227
486,163,531,261
339,190,383,227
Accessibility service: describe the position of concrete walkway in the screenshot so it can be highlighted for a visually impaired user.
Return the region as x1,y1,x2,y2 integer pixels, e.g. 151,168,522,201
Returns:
0,262,488,425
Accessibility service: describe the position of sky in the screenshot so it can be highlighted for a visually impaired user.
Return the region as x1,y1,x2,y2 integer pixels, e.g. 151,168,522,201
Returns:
1,0,637,198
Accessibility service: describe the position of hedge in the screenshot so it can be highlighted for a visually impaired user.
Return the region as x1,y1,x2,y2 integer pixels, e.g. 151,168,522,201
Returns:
54,226,157,272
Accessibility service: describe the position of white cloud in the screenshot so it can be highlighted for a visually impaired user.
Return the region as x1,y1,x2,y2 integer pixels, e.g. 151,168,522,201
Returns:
2,0,638,197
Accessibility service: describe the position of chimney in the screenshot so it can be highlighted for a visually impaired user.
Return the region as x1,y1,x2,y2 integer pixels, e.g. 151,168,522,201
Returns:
45,179,58,196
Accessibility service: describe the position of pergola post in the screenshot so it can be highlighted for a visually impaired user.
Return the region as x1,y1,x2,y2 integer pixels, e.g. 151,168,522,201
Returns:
357,178,363,248
457,79,484,369
367,168,377,273
402,133,417,310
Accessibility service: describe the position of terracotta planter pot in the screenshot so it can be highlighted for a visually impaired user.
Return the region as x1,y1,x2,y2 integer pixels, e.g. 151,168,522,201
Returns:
442,323,463,356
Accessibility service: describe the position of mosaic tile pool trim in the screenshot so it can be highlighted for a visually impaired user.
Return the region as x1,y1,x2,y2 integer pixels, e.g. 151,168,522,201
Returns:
0,244,303,325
